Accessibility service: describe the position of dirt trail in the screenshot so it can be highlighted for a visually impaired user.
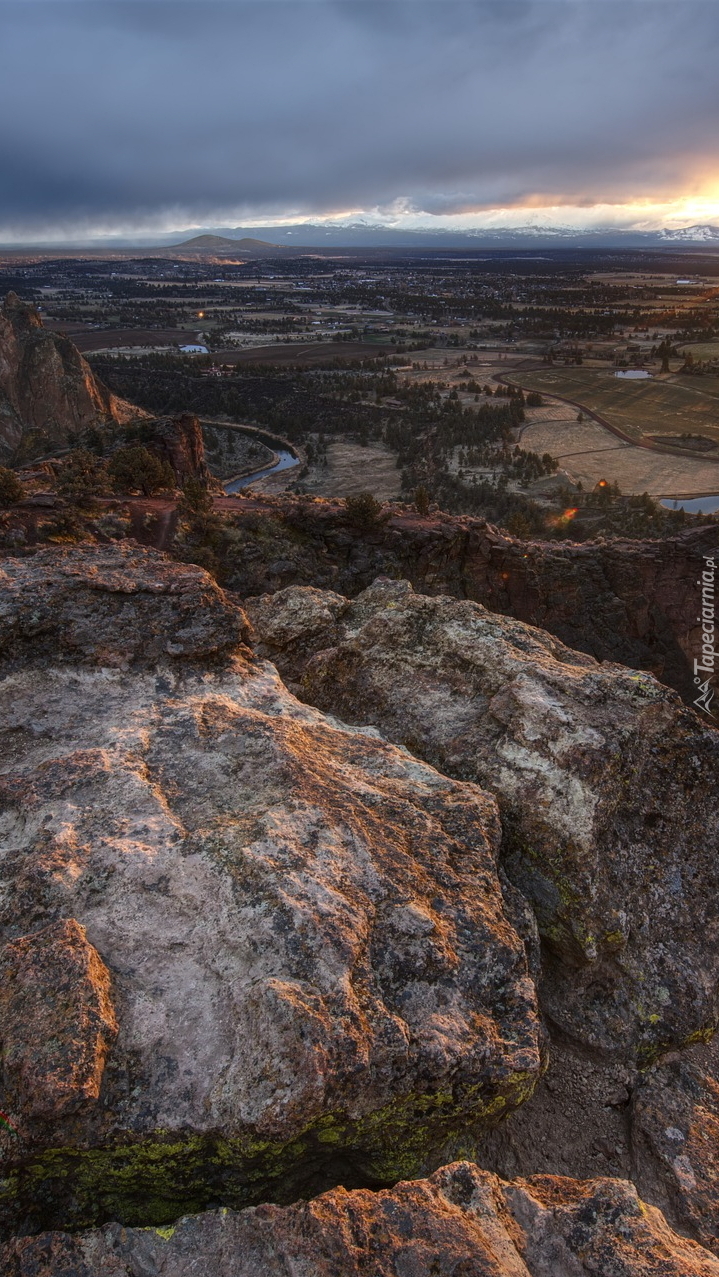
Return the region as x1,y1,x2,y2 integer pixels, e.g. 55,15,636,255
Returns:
126,499,179,550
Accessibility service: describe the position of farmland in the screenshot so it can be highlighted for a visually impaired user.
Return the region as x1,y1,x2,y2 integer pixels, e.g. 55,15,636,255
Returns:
502,367,719,443
4,244,719,537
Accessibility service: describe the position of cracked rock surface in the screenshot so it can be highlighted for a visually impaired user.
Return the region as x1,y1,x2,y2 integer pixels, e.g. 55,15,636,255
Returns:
247,577,719,1064
0,547,541,1235
4,1161,719,1277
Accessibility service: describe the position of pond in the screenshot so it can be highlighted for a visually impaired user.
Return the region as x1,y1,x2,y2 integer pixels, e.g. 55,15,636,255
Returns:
661,495,719,514
614,370,652,379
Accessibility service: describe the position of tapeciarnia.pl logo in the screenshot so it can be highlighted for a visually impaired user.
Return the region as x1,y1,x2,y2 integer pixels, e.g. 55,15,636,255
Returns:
694,555,717,715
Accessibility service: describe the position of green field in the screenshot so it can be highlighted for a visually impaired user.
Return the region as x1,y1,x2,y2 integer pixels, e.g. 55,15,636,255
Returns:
506,368,719,445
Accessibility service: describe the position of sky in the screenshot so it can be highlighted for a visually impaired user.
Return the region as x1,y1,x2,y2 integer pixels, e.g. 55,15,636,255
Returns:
1,0,719,244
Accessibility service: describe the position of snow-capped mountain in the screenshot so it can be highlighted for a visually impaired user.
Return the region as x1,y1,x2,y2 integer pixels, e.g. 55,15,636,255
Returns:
658,225,719,243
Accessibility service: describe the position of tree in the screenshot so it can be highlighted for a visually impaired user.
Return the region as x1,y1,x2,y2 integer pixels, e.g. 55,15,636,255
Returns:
0,467,23,508
57,449,109,506
657,340,671,374
179,476,213,516
108,446,175,496
414,485,431,516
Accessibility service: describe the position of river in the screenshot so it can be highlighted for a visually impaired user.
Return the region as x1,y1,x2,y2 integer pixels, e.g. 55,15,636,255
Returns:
224,448,299,494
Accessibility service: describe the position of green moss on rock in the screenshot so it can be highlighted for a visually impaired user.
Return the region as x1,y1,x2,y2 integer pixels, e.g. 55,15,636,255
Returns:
0,1070,540,1237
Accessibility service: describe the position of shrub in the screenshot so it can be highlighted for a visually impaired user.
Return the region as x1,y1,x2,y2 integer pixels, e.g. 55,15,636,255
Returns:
0,467,23,508
56,449,110,506
108,446,175,496
344,491,386,529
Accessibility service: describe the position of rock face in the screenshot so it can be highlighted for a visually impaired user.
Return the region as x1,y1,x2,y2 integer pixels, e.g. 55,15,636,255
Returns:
141,412,216,489
4,1162,719,1277
247,578,719,1063
0,543,247,667
0,294,137,463
0,545,542,1234
213,495,719,707
0,919,118,1121
632,1039,719,1256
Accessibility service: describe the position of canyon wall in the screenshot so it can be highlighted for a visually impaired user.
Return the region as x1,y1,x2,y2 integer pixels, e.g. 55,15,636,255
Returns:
0,293,138,463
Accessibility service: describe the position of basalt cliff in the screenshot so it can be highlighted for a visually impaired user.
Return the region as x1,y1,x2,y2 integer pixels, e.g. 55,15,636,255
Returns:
0,541,718,1275
207,493,716,708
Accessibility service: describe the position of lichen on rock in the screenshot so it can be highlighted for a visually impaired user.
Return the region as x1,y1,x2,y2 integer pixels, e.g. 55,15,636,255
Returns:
4,1161,719,1276
633,1037,719,1256
0,545,543,1235
247,576,719,1063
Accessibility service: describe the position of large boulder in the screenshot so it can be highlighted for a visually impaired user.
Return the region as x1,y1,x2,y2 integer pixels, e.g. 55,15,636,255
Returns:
0,547,541,1235
246,578,719,1063
0,543,247,667
3,1162,718,1276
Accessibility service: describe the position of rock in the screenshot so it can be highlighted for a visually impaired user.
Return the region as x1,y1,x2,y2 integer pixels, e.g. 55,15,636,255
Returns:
0,919,117,1121
246,577,719,1062
0,543,248,667
211,494,719,707
138,413,216,489
0,546,542,1234
632,1038,719,1255
18,493,64,508
0,293,138,464
3,1161,719,1276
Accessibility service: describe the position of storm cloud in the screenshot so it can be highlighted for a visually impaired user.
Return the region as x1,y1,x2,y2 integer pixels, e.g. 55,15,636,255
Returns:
1,0,718,237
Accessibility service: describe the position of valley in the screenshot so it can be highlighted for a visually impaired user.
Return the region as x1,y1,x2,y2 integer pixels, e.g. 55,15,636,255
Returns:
4,245,719,534
0,249,719,1274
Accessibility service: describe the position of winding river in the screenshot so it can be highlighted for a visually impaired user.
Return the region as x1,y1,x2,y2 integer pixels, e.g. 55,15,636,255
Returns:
224,448,299,494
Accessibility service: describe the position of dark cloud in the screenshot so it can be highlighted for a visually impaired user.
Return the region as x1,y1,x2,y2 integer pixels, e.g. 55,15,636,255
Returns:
0,0,718,236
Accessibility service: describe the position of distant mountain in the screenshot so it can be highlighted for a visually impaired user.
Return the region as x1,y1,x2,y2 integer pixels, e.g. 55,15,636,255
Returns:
658,224,719,243
7,223,719,256
177,234,279,251
191,221,719,250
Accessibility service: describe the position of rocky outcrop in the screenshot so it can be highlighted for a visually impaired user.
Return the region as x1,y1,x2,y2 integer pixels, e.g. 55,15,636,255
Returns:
0,545,542,1234
632,1038,719,1256
0,542,247,667
139,412,216,489
246,578,719,1063
4,1161,719,1276
214,495,719,706
0,294,138,464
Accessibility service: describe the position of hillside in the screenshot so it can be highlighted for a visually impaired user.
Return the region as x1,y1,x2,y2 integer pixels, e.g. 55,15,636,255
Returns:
1,285,719,1273
177,234,279,251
